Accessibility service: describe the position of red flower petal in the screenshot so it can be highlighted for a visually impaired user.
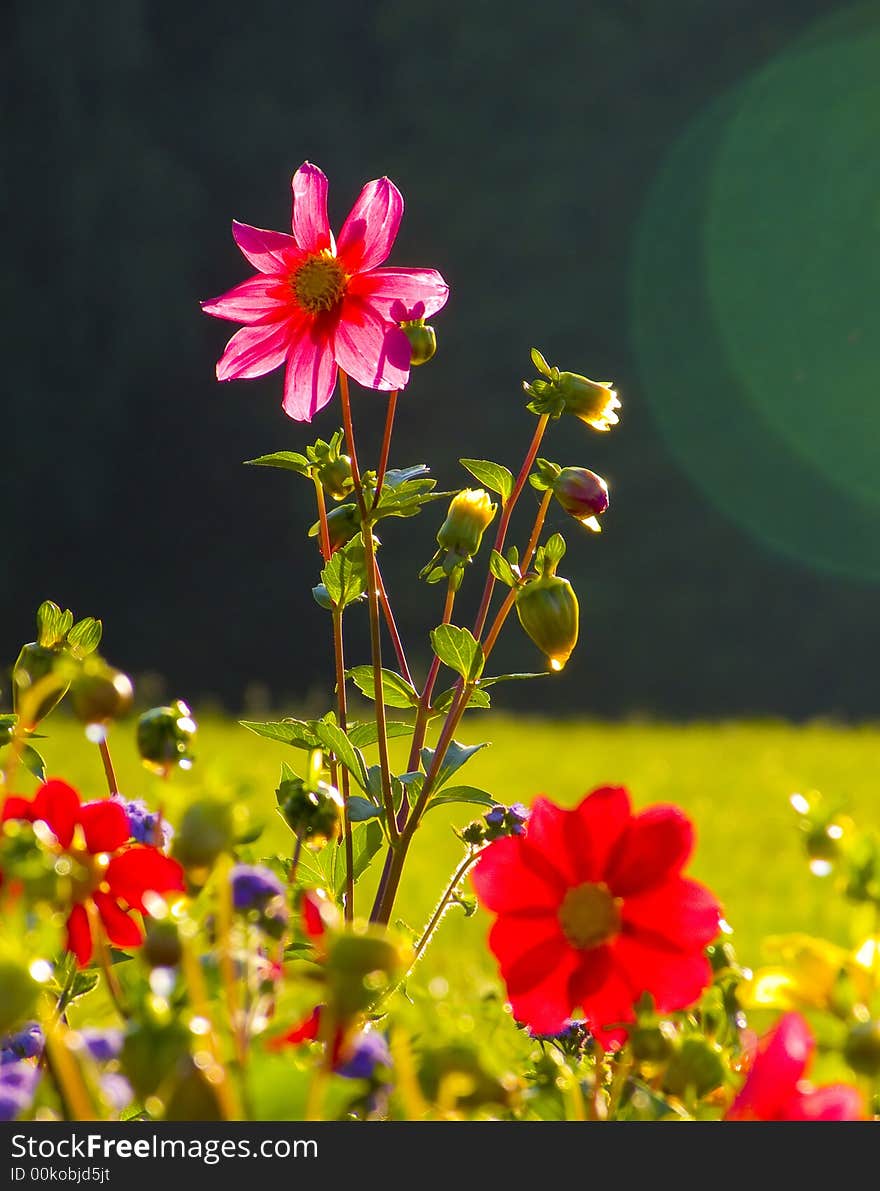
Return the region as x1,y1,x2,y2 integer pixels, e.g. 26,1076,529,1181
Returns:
505,947,582,1036
291,163,333,254
621,876,721,950
787,1084,865,1122
232,220,299,274
348,267,449,320
728,1012,814,1120
336,177,403,273
571,949,635,1047
79,800,131,855
216,321,292,382
301,892,328,943
612,934,711,1013
566,786,632,884
105,847,185,914
606,805,695,896
66,903,93,968
521,798,582,887
333,296,411,393
1,796,35,823
201,274,292,325
471,836,563,915
93,891,144,950
268,1005,323,1050
32,780,81,849
489,914,567,986
282,320,338,421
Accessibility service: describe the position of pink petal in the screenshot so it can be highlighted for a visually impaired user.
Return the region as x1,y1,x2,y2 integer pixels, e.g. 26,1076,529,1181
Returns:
333,297,411,391
282,323,338,421
348,267,449,320
216,321,292,382
621,876,721,950
336,177,403,272
291,163,333,253
232,220,300,274
606,805,695,897
201,274,291,324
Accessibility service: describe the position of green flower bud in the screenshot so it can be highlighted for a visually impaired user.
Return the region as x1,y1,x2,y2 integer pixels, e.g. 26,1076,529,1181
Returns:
325,930,406,1020
279,776,343,849
12,642,68,725
172,798,233,870
136,700,197,776
121,1019,191,1099
325,504,361,553
515,573,579,672
317,454,354,501
662,1037,725,1099
630,1020,678,1064
844,1020,880,1076
400,318,437,366
523,350,621,432
70,660,134,725
0,956,39,1034
706,939,738,975
435,490,496,569
142,919,183,969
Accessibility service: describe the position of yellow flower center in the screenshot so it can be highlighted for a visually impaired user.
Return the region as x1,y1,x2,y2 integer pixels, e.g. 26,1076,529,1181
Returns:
292,250,349,314
558,882,622,949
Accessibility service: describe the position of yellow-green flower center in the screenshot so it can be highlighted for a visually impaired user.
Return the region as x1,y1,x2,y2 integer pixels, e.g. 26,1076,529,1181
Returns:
292,250,349,314
558,882,622,949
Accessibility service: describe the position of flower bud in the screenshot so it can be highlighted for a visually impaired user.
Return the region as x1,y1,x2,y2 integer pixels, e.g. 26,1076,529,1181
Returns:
630,1020,678,1064
552,467,609,533
141,919,183,969
435,490,496,570
172,798,233,870
400,318,437,366
279,777,343,849
325,504,361,553
69,660,134,725
325,931,406,1020
12,643,68,725
844,1021,880,1076
317,455,354,501
662,1037,725,1099
515,573,579,672
555,374,620,432
136,701,197,776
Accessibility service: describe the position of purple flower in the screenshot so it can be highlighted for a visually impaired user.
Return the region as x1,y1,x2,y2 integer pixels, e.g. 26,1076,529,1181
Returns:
484,805,505,828
1,1023,44,1064
231,864,286,912
112,795,173,848
336,1031,392,1081
0,1062,40,1122
81,1028,123,1063
99,1073,133,1112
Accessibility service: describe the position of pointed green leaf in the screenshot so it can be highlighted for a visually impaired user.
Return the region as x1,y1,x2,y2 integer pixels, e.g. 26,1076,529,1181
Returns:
321,538,368,610
337,820,384,895
480,672,545,687
21,745,46,782
346,667,419,708
348,721,413,749
240,719,321,750
432,686,491,715
66,617,103,656
244,451,311,475
426,786,497,813
489,550,517,587
347,796,383,823
310,721,368,790
430,624,484,682
459,459,514,503
421,740,488,790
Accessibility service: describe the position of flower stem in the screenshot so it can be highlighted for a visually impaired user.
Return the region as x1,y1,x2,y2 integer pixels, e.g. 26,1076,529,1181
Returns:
85,900,128,1020
472,414,550,640
376,563,414,687
481,487,553,660
97,736,120,797
42,1017,96,1121
339,370,398,844
375,389,398,496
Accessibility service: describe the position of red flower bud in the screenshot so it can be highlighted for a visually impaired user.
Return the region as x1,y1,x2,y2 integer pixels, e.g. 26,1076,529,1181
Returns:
552,467,609,533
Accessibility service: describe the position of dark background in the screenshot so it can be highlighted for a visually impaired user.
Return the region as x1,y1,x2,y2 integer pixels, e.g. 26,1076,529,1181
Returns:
2,0,876,719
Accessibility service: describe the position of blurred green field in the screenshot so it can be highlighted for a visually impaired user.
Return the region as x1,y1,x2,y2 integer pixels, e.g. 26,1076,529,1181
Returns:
31,712,879,994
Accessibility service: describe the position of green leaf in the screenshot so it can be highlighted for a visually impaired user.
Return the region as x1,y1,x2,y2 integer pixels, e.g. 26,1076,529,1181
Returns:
480,672,545,687
66,971,100,1004
321,538,368,610
244,451,311,475
21,745,46,782
430,624,484,682
489,550,518,587
310,721,368,790
240,719,321,750
421,740,488,790
531,347,553,377
426,786,497,813
365,768,406,813
66,617,103,656
347,796,383,823
337,820,384,895
544,532,567,566
432,686,491,715
459,458,514,503
279,760,300,784
346,666,419,708
348,721,413,749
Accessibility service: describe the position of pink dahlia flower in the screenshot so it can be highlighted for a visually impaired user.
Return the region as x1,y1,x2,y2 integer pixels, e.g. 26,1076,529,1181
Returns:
202,162,449,421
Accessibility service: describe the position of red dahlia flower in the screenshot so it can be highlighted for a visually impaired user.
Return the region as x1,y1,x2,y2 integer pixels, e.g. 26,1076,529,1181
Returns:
202,162,449,421
1,780,184,968
726,1012,864,1121
471,786,722,1048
